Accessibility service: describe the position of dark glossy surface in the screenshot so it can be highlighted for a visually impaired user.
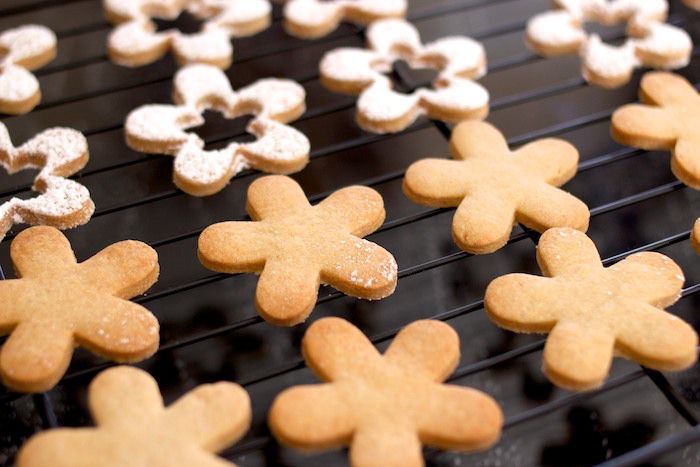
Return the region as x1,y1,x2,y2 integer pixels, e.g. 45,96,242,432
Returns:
1,0,700,466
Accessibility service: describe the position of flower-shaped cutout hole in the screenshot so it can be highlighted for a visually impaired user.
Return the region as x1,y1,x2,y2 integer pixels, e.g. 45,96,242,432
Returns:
125,64,310,196
105,0,272,69
320,18,489,134
526,0,692,88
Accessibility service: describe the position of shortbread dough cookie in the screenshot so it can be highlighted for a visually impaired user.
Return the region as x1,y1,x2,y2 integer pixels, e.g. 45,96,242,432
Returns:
125,64,310,196
612,72,700,189
198,176,397,326
485,227,698,391
0,122,94,241
105,0,272,68
0,24,56,114
0,227,160,393
692,218,700,255
269,317,503,466
284,0,407,39
403,121,589,254
17,366,251,467
526,0,692,88
320,18,489,133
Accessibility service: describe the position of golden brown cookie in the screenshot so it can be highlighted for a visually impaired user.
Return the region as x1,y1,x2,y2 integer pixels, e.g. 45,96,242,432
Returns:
0,122,94,241
403,120,589,255
612,72,700,189
17,366,251,467
692,218,700,255
198,176,397,326
269,317,503,466
0,226,160,393
284,0,407,39
485,227,697,391
0,25,57,114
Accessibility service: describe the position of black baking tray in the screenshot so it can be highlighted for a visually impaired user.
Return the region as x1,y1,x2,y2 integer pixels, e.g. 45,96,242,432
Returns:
1,0,700,465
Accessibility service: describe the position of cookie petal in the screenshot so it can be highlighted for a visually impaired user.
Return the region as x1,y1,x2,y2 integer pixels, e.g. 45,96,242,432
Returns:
516,183,590,233
319,237,396,300
164,382,251,452
255,259,320,325
351,425,423,467
452,190,516,254
615,302,698,371
246,175,310,220
317,185,385,236
403,158,472,207
198,221,269,273
78,240,159,298
609,252,684,307
449,120,510,160
10,226,77,278
640,71,698,107
536,227,602,277
416,385,502,450
611,104,677,150
672,137,700,189
302,317,381,381
384,320,459,382
511,138,579,186
269,384,354,449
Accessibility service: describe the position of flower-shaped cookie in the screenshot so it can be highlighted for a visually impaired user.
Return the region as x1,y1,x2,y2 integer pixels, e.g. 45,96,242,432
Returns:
125,64,310,196
612,72,700,189
485,227,698,391
105,0,272,68
0,122,94,241
0,227,160,393
17,366,251,467
526,0,692,88
320,18,489,134
198,176,398,326
0,24,56,114
403,121,590,254
269,318,503,466
283,0,407,39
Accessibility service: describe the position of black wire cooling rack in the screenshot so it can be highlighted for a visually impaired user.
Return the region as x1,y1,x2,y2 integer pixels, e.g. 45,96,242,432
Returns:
1,0,700,465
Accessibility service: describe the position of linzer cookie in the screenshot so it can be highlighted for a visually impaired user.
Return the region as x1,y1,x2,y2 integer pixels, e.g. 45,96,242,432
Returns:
0,25,56,114
17,366,251,466
485,227,697,391
269,318,503,466
612,72,700,189
320,18,489,133
0,123,94,241
105,0,271,68
0,227,159,393
125,64,310,196
403,121,589,254
526,0,692,88
198,176,397,326
284,0,407,39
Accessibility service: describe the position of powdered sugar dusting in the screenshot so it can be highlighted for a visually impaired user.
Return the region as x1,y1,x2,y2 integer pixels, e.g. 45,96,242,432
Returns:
526,0,691,88
284,0,406,37
125,64,309,195
105,0,271,68
0,25,56,112
320,18,489,133
0,123,94,240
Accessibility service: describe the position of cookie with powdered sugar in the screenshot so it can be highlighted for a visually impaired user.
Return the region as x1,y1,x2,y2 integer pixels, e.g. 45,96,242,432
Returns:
526,0,692,88
319,18,489,133
125,64,310,196
0,123,94,240
0,24,56,114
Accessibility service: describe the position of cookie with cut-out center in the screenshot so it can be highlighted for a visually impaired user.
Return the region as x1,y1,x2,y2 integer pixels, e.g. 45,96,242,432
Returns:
0,227,160,393
403,120,589,254
125,64,310,196
17,366,251,467
0,122,94,242
198,175,397,326
612,72,700,189
526,0,691,88
269,317,503,466
105,0,271,68
319,18,489,133
0,24,56,114
485,227,697,391
284,0,406,39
